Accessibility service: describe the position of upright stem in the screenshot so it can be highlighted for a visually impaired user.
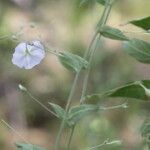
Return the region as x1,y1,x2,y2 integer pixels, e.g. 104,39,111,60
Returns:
80,0,112,104
55,0,113,149
67,0,113,149
80,34,101,104
54,31,99,149
67,125,75,150
54,72,80,150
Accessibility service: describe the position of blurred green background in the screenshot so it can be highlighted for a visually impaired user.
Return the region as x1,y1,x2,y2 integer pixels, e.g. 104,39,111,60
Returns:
0,0,150,149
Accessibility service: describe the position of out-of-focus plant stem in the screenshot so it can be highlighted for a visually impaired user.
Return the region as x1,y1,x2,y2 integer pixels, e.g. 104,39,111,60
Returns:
66,0,113,149
54,32,98,150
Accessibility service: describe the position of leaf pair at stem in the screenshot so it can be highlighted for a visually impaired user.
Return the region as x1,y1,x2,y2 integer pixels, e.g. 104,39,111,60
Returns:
58,15,150,73
87,80,150,101
49,103,99,127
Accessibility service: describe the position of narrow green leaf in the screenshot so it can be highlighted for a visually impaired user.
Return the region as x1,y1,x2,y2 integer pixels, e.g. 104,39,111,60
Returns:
123,39,150,64
141,118,150,144
129,16,150,31
141,118,150,138
48,102,66,119
99,26,129,41
96,0,106,5
58,51,88,73
68,104,98,125
15,142,45,150
87,80,150,101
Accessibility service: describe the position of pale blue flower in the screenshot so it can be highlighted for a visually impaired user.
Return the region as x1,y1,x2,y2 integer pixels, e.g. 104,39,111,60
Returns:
12,41,45,69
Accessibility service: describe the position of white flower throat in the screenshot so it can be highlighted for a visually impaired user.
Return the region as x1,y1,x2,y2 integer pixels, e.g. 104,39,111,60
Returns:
25,44,32,56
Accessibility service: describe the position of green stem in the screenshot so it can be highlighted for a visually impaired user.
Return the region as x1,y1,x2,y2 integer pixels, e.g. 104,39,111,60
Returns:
54,30,99,149
0,119,29,144
80,0,113,104
99,102,128,110
65,73,80,111
80,34,101,104
87,139,109,150
54,8,104,150
55,0,113,149
66,34,101,150
66,0,113,149
54,72,80,150
26,91,58,117
65,34,100,150
67,126,75,150
87,139,121,150
84,32,99,59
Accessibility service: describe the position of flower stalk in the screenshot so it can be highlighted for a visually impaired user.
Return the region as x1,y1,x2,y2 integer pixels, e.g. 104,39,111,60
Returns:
66,0,114,149
54,0,114,149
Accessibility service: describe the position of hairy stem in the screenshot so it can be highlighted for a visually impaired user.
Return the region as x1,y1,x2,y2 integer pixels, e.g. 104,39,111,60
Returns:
54,31,98,149
80,0,112,104
54,73,80,150
54,28,99,150
66,0,113,149
67,126,75,150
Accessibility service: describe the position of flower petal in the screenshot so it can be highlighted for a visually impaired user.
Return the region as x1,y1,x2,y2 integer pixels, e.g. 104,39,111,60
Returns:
12,55,26,68
15,42,26,54
23,55,42,69
31,48,45,59
32,41,44,50
12,41,45,69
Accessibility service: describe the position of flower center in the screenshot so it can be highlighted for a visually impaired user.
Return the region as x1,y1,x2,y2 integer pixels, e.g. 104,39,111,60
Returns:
25,44,32,56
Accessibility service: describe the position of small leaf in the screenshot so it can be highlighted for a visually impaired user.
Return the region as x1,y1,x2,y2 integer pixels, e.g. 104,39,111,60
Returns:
68,104,98,125
129,16,150,31
96,0,106,5
48,102,66,120
58,51,88,73
99,26,129,41
141,118,150,143
87,80,150,101
123,39,150,64
15,142,45,150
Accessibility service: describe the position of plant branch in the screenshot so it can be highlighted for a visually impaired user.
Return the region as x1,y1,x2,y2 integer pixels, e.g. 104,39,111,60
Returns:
66,0,113,149
0,119,29,144
87,139,122,150
54,72,80,150
18,84,58,118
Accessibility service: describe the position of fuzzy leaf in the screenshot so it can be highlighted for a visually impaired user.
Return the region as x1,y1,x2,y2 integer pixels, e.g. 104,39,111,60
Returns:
48,102,66,120
141,118,150,143
123,39,150,64
129,16,150,31
99,26,129,41
15,143,45,150
68,104,98,125
141,119,150,138
58,51,88,73
87,80,150,101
